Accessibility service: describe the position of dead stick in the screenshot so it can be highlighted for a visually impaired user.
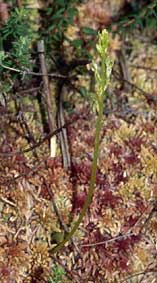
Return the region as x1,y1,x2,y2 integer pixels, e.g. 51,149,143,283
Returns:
117,49,131,92
37,40,56,157
57,86,71,170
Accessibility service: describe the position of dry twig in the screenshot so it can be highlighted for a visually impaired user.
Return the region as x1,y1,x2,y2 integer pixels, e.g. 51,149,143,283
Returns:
0,116,75,158
57,85,71,170
37,40,57,157
118,49,131,92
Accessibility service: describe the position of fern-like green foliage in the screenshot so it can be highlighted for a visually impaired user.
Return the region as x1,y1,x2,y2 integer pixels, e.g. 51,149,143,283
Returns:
0,8,34,73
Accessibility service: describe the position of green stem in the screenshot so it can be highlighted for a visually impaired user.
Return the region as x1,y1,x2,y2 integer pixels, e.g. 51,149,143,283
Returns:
50,99,104,254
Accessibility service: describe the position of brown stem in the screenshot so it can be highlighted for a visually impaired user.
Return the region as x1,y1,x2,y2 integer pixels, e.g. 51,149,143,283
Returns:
37,40,56,134
57,84,71,170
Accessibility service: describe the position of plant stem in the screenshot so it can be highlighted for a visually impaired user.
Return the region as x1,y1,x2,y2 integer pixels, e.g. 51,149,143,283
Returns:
50,98,104,254
49,29,113,254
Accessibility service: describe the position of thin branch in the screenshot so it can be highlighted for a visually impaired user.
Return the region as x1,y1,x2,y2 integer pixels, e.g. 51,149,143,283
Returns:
17,106,39,159
81,201,156,248
119,269,157,283
129,64,157,72
0,62,68,78
0,196,16,207
17,86,42,96
0,120,73,157
81,232,135,248
0,117,78,185
44,181,68,232
113,70,152,97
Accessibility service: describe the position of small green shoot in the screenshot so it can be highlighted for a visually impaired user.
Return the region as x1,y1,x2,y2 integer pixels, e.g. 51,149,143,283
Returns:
48,265,65,283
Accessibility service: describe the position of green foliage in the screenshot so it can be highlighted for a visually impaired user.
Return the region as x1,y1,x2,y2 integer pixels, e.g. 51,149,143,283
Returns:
71,26,97,59
48,265,65,283
41,0,78,59
111,1,157,34
0,8,34,74
2,8,31,40
81,26,97,36
41,0,96,66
